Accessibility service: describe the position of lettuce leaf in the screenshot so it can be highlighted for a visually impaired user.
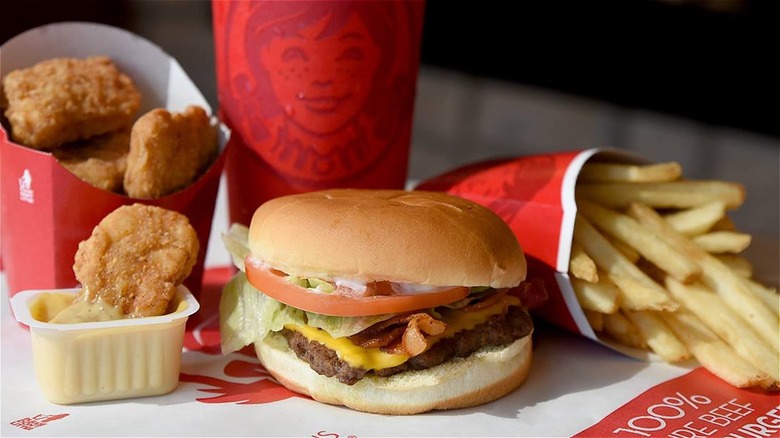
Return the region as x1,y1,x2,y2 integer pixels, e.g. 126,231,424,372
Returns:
221,223,251,272
221,222,435,353
219,273,306,354
306,311,392,339
219,273,395,355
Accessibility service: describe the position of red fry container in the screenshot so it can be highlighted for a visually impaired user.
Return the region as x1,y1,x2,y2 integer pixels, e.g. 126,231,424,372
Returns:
1,22,231,299
417,148,651,357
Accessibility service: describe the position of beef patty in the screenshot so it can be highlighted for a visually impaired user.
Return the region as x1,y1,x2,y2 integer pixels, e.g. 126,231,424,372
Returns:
283,306,534,385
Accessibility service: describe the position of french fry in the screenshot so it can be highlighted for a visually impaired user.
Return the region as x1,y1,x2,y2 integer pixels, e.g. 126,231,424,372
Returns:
574,216,678,311
605,234,640,263
663,201,726,236
571,276,619,314
583,309,604,332
578,200,700,283
578,161,682,183
570,158,778,391
623,310,690,362
634,259,670,286
692,231,752,254
711,215,737,231
665,278,779,383
715,254,753,278
745,278,780,316
661,310,771,389
569,243,599,283
603,311,647,349
607,272,680,313
576,180,745,210
627,202,780,352
763,379,780,392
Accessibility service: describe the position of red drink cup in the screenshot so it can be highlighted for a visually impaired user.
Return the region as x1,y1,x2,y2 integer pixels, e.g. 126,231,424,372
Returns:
212,0,426,225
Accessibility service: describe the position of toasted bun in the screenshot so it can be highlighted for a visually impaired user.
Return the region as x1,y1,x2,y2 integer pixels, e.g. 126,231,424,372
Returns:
248,189,526,288
255,330,533,415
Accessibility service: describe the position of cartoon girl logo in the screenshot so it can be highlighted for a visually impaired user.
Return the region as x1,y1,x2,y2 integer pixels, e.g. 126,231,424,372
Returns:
217,1,422,185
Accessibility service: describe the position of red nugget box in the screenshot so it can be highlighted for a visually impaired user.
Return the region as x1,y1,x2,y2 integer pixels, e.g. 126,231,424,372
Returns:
1,22,230,298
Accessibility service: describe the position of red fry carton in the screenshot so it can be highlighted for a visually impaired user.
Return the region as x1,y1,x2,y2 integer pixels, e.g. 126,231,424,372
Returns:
1,22,230,299
416,148,651,358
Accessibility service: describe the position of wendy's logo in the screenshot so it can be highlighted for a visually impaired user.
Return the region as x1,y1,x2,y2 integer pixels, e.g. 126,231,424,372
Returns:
180,267,301,405
180,358,302,405
18,168,34,203
216,1,421,185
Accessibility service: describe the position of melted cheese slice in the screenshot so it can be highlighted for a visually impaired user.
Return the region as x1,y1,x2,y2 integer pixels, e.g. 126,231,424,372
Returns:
285,295,520,371
286,323,409,370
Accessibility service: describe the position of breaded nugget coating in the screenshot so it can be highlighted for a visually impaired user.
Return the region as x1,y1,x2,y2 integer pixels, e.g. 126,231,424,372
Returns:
124,105,218,199
2,56,140,150
73,204,199,318
53,129,130,193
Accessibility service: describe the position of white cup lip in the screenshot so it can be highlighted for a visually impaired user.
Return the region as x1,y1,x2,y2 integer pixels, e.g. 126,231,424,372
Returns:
10,285,200,332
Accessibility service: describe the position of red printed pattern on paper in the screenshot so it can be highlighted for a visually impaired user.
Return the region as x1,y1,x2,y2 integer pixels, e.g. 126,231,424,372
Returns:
181,267,302,405
10,414,69,431
180,358,303,405
575,367,780,437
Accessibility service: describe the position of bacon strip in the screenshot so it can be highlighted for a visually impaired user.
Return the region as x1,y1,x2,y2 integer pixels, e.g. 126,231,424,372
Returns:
511,279,548,310
348,313,446,357
461,288,510,312
347,281,545,358
400,313,447,356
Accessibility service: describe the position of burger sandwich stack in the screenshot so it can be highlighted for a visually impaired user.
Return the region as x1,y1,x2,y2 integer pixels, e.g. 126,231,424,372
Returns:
219,189,546,415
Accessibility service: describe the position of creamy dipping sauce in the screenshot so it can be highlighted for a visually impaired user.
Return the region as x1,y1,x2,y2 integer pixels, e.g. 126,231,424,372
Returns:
49,298,124,323
11,286,200,405
30,292,125,324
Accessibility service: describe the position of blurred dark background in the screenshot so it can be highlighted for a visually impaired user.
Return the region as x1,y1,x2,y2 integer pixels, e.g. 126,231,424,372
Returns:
1,0,777,137
420,0,777,137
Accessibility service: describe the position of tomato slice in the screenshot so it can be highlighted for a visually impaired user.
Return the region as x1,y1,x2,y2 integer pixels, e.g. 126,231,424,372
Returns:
244,256,470,316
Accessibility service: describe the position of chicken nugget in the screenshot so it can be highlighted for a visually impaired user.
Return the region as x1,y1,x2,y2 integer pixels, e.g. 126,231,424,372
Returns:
124,105,218,199
73,203,199,318
53,129,130,193
2,56,140,150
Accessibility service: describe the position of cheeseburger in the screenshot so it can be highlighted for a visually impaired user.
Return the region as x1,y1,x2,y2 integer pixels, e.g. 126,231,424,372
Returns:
220,189,543,414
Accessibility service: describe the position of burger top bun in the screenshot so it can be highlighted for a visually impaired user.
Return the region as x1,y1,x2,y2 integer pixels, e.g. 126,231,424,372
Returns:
247,189,527,288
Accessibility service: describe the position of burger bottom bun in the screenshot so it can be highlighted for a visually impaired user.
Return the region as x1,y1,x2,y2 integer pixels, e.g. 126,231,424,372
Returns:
254,331,533,415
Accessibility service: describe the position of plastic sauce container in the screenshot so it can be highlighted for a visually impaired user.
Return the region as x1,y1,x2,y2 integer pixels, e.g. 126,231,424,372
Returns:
10,286,199,404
